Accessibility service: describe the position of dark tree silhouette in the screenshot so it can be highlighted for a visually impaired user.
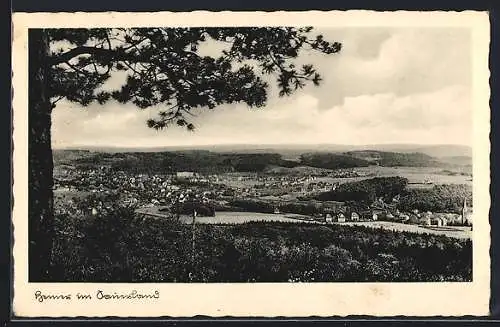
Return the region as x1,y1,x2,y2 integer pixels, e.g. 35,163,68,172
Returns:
29,27,342,280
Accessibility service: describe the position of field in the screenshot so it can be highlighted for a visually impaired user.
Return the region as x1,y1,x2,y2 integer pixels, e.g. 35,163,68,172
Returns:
339,221,472,239
316,166,472,186
184,212,318,224
207,165,471,195
214,174,262,188
136,207,471,239
135,208,317,225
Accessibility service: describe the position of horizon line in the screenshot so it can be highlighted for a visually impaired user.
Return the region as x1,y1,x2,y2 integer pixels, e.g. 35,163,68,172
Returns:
53,142,472,149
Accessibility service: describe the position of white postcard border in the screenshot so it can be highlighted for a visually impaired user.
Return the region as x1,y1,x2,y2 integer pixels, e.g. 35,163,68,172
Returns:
11,10,491,317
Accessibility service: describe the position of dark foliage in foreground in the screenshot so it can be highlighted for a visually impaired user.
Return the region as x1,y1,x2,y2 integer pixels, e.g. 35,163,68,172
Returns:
50,208,472,282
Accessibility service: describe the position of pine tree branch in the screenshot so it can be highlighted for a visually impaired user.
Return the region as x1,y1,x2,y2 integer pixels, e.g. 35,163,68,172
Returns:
49,46,116,66
50,95,65,107
63,60,94,77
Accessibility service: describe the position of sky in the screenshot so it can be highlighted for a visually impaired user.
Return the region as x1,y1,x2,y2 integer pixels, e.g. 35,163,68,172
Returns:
51,27,472,148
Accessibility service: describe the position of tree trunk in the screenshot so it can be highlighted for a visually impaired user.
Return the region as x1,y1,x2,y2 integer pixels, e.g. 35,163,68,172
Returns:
28,29,54,281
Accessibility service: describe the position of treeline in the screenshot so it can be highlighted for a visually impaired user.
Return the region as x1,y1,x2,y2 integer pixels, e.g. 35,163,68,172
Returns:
316,177,408,203
299,153,371,169
300,151,443,169
376,151,442,167
221,153,300,172
229,198,324,215
398,184,473,214
71,151,299,174
57,149,446,174
50,207,472,282
315,177,472,214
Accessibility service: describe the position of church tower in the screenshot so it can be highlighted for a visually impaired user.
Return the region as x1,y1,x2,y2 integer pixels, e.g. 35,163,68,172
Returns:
462,198,468,225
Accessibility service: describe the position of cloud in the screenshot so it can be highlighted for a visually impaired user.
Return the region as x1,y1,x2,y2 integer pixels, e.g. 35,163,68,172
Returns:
303,27,471,109
51,27,472,148
52,85,471,147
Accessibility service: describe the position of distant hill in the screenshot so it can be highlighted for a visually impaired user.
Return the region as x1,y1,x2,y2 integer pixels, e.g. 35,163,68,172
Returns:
395,145,471,158
53,150,300,174
436,155,472,167
345,151,443,167
299,150,447,169
344,150,382,163
299,153,371,169
56,143,472,159
53,143,472,174
53,149,93,165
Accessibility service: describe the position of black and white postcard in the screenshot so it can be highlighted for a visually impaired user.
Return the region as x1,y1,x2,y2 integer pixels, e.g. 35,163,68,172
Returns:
11,10,491,317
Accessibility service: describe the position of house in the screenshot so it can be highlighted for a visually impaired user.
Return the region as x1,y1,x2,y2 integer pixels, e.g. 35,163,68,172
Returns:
372,197,386,209
176,171,195,178
350,212,360,221
359,211,372,221
372,209,385,221
337,213,346,223
434,217,444,227
399,213,410,223
322,201,345,213
445,213,461,224
325,213,333,223
274,207,281,214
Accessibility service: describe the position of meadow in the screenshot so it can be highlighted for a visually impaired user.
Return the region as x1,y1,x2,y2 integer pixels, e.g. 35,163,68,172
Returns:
316,166,472,187
136,208,317,224
340,221,471,239
136,208,471,239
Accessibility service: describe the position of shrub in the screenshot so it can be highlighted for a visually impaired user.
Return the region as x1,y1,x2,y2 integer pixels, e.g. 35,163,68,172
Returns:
50,209,472,282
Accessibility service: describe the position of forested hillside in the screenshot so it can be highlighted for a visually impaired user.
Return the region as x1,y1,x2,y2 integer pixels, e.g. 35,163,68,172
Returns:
54,150,300,174
53,148,467,174
398,184,473,214
315,177,409,203
345,151,443,167
315,177,472,214
299,153,371,169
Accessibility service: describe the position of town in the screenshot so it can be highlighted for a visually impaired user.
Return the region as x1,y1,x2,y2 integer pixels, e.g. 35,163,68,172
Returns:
54,162,473,233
